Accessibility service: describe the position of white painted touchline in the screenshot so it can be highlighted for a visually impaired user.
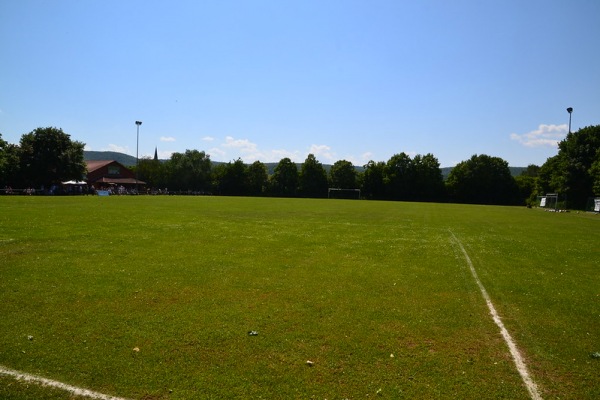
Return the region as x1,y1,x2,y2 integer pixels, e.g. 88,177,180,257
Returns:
0,365,130,400
449,230,543,400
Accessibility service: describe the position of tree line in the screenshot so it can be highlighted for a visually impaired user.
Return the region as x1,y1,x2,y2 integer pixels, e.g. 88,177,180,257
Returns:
1,125,599,208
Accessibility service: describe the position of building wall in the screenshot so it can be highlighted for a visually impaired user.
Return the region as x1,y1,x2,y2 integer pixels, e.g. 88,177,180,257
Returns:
86,161,135,183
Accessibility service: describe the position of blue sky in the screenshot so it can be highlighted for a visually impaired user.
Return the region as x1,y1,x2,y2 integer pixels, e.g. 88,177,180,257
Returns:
1,0,598,167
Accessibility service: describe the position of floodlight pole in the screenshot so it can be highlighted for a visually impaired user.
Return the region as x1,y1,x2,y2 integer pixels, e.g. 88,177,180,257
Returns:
135,121,142,194
566,107,573,134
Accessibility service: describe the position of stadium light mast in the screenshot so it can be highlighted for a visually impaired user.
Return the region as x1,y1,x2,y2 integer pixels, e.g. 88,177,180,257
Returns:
135,121,142,193
566,107,573,134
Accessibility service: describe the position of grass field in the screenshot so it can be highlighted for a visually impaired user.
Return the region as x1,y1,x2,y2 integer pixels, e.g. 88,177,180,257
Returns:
0,196,598,399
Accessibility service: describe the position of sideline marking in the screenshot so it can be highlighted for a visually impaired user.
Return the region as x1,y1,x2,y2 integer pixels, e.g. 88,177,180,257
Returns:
0,365,130,400
449,230,543,400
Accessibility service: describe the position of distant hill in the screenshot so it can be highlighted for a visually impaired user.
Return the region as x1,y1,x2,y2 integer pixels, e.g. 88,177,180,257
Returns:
509,166,527,177
84,151,138,166
85,151,526,177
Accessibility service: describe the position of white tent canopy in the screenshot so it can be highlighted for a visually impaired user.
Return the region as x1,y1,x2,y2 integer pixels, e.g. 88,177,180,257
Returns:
61,180,87,185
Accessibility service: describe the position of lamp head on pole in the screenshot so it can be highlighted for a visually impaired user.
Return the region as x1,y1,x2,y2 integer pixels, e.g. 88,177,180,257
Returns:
135,121,142,126
566,107,573,114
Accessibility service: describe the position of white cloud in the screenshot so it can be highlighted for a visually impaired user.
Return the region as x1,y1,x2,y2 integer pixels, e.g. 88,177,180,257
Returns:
202,136,214,142
207,137,368,165
223,136,258,153
160,136,176,142
510,124,567,147
339,151,377,166
208,147,226,159
220,136,268,162
354,151,374,166
308,144,336,163
157,150,174,159
103,144,129,153
268,149,302,163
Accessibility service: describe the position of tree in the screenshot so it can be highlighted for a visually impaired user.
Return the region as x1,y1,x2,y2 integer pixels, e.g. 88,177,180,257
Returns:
213,158,248,196
166,150,212,192
269,158,298,197
536,125,600,209
0,134,21,187
247,161,268,196
384,153,413,200
361,160,386,200
515,164,540,206
411,153,445,201
137,157,167,189
446,154,519,205
19,127,86,189
520,164,541,177
537,154,567,197
329,160,357,189
590,149,600,196
556,125,600,209
299,154,328,198
515,175,537,206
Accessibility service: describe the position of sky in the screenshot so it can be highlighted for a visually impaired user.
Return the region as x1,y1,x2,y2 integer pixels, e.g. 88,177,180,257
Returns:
1,0,598,167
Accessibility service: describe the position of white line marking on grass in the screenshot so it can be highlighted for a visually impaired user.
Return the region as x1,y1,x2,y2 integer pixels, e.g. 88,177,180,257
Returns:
0,365,130,400
449,230,543,400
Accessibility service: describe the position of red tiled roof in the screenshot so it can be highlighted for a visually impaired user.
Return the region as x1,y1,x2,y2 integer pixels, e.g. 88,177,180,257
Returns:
86,160,114,172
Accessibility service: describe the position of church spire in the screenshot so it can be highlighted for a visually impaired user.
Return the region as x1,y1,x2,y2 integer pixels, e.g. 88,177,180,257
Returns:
153,147,158,161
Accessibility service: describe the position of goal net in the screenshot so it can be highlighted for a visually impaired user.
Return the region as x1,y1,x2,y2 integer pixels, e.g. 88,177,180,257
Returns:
328,188,361,200
585,197,600,213
538,193,559,211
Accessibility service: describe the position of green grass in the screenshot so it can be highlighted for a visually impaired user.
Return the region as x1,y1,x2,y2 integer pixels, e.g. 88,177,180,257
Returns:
0,196,598,399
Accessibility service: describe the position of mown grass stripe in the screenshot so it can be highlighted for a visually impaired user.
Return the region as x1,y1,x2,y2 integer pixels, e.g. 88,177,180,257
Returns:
449,230,543,400
0,365,130,400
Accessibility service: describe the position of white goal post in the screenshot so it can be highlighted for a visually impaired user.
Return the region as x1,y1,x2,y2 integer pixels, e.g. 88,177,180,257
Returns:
328,188,361,199
538,193,559,211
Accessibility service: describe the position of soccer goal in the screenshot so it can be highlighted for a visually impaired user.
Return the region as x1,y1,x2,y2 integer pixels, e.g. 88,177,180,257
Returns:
328,188,361,200
585,197,600,213
538,193,559,211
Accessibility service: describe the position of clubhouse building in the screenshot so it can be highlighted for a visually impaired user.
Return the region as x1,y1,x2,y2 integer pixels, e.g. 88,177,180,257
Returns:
85,160,146,190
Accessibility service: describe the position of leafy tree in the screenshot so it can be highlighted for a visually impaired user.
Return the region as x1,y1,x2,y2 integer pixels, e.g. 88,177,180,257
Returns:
537,154,567,197
412,153,445,201
590,149,600,196
269,157,298,197
556,125,600,209
0,134,21,187
247,161,268,196
361,160,386,200
446,154,519,205
520,164,541,177
329,159,357,189
19,127,86,189
213,158,248,196
166,150,212,192
137,157,167,189
515,164,541,206
537,125,600,209
384,152,413,200
299,154,328,198
515,175,537,206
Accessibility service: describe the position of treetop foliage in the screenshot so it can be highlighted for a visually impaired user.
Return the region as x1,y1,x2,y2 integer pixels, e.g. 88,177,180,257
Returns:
1,127,86,188
446,154,519,205
537,124,600,209
3,124,599,208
